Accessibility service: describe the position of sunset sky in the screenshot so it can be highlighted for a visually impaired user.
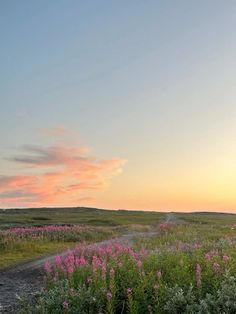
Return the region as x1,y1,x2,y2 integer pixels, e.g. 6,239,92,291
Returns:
1,1,236,211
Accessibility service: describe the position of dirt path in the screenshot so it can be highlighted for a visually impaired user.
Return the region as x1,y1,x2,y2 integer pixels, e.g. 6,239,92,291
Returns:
165,212,177,224
0,214,175,313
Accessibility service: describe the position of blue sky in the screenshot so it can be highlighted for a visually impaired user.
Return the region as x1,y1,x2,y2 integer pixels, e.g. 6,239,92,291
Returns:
1,1,236,210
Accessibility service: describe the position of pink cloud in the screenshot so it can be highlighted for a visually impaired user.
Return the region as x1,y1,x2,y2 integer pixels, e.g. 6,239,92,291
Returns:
0,176,38,188
0,142,126,208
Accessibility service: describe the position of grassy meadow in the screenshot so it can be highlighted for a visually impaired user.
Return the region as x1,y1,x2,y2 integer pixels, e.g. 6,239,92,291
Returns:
0,207,163,269
2,208,236,313
29,218,236,313
0,207,164,228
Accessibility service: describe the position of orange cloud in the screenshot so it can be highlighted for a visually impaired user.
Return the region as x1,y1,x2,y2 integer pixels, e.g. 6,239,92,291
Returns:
0,143,126,208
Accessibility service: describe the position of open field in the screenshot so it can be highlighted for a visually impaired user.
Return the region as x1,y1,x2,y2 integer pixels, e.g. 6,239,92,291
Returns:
0,207,163,269
0,224,123,269
24,214,236,314
1,208,236,313
177,212,236,225
0,207,164,229
1,209,236,269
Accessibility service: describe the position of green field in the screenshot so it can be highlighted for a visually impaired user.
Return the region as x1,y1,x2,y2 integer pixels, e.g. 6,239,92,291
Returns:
14,209,236,314
0,207,164,269
2,208,236,313
0,207,164,229
1,207,236,270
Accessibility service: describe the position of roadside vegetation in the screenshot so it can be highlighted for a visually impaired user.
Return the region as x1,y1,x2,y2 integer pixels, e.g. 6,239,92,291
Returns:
0,224,123,269
21,217,236,314
2,208,236,313
0,207,163,269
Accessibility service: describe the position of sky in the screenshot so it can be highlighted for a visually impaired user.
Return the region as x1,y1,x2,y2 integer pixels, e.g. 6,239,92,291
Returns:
1,1,236,212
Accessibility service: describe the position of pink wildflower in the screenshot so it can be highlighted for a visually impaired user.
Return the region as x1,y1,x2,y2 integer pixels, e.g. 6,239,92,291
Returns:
137,260,142,268
44,261,51,274
205,250,219,261
102,265,107,274
213,262,221,273
62,300,69,310
107,292,112,301
67,265,74,274
156,271,162,279
55,255,63,268
127,288,132,296
223,255,229,263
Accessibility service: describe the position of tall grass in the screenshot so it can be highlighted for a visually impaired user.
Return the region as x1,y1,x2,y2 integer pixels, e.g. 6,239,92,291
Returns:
0,225,121,269
23,222,236,313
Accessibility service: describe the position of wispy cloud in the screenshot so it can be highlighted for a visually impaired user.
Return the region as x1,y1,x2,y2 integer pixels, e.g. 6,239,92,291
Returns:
0,141,126,208
40,126,69,137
